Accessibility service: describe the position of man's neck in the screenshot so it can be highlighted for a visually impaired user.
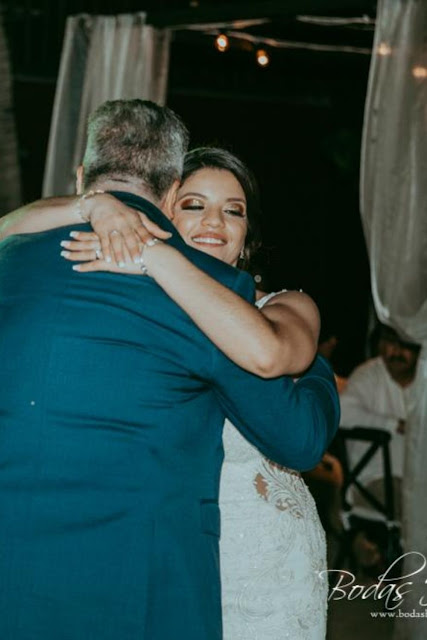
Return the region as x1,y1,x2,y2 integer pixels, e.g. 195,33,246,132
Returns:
88,178,161,207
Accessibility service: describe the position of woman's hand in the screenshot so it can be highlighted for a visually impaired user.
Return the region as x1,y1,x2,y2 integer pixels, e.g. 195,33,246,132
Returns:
81,193,171,265
60,230,169,275
60,231,137,274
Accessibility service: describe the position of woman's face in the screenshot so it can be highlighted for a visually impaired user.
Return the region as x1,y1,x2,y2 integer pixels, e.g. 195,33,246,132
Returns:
172,168,248,266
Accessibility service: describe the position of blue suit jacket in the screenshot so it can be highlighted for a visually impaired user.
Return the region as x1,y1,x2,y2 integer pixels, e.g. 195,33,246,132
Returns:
0,192,339,639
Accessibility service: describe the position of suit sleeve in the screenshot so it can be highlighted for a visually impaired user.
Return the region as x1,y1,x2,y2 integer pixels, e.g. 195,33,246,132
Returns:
210,347,340,471
205,269,340,470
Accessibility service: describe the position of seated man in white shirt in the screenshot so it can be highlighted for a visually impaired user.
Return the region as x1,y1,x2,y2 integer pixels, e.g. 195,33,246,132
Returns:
340,324,421,520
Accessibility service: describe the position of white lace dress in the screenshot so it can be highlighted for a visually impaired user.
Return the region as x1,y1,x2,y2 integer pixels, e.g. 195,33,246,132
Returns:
219,293,328,640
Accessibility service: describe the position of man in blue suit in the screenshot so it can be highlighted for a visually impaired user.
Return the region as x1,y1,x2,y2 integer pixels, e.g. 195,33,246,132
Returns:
0,100,339,640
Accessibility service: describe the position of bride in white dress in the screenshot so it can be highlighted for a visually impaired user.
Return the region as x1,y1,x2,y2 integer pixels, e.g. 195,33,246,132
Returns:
2,146,329,639
165,150,328,639
169,151,328,639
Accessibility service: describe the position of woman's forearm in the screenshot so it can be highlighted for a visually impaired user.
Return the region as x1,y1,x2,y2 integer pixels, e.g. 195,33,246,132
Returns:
0,196,80,240
144,243,317,378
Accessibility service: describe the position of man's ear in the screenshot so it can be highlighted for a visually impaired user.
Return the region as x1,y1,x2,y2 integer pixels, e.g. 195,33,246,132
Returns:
76,165,84,195
161,180,180,220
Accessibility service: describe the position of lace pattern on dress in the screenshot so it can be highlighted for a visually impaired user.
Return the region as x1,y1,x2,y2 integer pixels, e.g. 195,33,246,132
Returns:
254,459,304,516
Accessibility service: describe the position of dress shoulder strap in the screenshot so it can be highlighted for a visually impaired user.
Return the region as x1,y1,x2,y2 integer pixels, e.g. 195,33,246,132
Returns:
256,289,288,309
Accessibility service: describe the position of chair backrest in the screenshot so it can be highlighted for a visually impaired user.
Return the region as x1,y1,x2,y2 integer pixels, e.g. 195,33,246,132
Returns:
334,427,395,522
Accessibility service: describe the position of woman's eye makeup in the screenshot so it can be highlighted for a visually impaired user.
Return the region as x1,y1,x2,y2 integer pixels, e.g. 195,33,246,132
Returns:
177,196,246,217
180,198,204,211
224,205,246,217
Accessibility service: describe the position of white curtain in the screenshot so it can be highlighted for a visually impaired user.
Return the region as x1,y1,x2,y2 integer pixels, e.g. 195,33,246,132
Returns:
0,17,22,213
360,1,427,636
43,13,171,196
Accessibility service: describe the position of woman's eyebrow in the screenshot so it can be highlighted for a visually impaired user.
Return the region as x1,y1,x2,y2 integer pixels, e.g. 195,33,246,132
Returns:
178,191,206,198
178,192,245,204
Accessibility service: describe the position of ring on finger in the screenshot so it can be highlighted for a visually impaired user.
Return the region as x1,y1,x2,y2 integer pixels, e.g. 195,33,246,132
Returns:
110,229,120,236
95,249,102,260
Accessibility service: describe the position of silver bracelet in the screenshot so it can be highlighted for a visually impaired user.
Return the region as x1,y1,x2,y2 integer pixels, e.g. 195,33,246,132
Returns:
75,189,106,223
140,238,162,276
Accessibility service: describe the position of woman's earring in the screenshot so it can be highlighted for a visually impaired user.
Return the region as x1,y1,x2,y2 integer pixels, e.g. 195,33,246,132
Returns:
239,247,245,261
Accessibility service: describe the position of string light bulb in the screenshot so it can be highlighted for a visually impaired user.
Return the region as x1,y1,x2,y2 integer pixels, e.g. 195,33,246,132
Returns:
377,42,392,56
256,49,270,67
412,66,427,79
215,34,229,52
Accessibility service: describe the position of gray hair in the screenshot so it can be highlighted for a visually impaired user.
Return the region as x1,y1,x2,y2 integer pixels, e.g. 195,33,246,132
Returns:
82,99,189,199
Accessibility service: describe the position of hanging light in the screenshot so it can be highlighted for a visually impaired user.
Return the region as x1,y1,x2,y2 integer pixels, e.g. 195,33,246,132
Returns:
215,34,229,52
412,66,427,79
256,49,270,67
377,42,392,56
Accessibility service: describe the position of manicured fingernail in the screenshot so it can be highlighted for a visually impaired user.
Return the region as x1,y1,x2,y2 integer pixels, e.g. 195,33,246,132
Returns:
118,261,125,268
72,265,81,271
165,232,172,237
133,256,141,264
105,256,112,263
60,250,70,258
60,241,70,248
70,232,78,239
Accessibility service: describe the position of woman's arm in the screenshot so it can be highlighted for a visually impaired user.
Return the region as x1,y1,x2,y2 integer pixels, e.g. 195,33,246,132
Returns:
14,192,317,377
143,243,320,377
0,196,79,239
0,194,170,260
70,237,320,378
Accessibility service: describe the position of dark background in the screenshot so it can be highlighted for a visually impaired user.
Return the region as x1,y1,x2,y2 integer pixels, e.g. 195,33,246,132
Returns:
2,0,376,374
